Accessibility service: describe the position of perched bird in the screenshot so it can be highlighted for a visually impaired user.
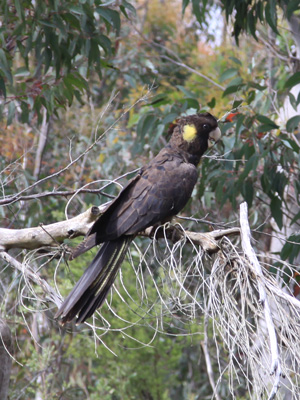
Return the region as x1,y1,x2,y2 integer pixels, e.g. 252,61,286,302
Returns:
55,113,221,324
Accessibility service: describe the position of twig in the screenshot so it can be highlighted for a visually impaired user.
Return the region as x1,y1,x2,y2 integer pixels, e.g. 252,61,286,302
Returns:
239,201,281,400
0,188,114,206
130,23,225,91
0,251,62,308
160,55,225,91
0,167,141,206
0,90,152,206
33,108,51,180
202,297,221,400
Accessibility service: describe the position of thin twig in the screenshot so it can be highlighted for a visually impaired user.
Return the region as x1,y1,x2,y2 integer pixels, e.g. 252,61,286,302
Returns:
160,55,225,90
0,251,62,308
202,296,221,400
0,90,152,206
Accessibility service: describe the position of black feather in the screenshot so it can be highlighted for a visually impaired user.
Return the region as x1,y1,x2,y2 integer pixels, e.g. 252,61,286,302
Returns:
55,236,132,324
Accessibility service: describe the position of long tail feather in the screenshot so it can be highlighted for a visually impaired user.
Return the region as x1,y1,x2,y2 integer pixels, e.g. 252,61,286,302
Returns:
55,236,132,324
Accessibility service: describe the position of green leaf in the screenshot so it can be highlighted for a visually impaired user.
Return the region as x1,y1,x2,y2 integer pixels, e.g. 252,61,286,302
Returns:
162,113,178,125
281,135,300,152
122,0,136,15
44,47,52,73
0,49,12,84
270,196,283,229
257,124,275,133
286,115,300,132
148,94,169,107
123,73,136,87
119,5,128,19
232,99,243,108
38,19,57,29
238,154,258,182
120,0,136,18
61,12,81,30
14,67,30,77
284,72,300,89
7,101,16,126
222,84,244,97
20,101,29,123
97,34,112,56
265,0,279,35
96,8,121,33
236,114,245,135
280,233,300,263
14,0,23,19
176,85,197,99
192,0,203,24
0,76,6,98
228,77,243,87
63,73,88,92
247,11,258,40
248,82,267,91
288,92,298,111
137,114,157,139
69,5,85,15
242,179,254,207
207,97,216,108
287,0,300,20
220,68,238,83
291,210,300,226
182,0,190,14
256,115,279,129
229,56,242,66
247,90,255,104
181,98,200,110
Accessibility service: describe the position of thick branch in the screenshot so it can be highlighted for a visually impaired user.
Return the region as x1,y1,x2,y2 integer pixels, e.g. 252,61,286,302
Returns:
240,202,281,400
143,226,240,252
0,202,240,252
0,206,105,251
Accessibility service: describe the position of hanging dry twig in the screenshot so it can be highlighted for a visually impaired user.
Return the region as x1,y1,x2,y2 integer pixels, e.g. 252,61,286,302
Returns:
0,251,62,308
240,201,282,400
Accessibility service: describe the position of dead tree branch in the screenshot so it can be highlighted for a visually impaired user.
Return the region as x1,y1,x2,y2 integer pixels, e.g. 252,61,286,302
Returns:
0,203,240,252
0,206,105,251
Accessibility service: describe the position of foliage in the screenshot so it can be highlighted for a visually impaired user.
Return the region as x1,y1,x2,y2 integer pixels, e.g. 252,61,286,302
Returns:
0,0,134,124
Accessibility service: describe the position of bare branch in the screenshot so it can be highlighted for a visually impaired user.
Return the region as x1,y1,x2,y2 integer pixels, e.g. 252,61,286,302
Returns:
0,193,240,252
0,188,114,206
0,205,106,251
160,55,225,91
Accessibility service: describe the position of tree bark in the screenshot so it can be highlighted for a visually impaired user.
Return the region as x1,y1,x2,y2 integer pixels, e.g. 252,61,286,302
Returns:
0,319,12,400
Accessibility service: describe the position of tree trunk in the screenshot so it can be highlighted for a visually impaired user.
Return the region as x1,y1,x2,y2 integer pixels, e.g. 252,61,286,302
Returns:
0,319,13,400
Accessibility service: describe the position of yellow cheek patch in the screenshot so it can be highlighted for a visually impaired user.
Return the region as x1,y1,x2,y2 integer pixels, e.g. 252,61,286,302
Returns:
183,124,197,142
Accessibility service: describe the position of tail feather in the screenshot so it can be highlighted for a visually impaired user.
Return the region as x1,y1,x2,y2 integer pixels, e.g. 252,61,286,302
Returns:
55,236,132,324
